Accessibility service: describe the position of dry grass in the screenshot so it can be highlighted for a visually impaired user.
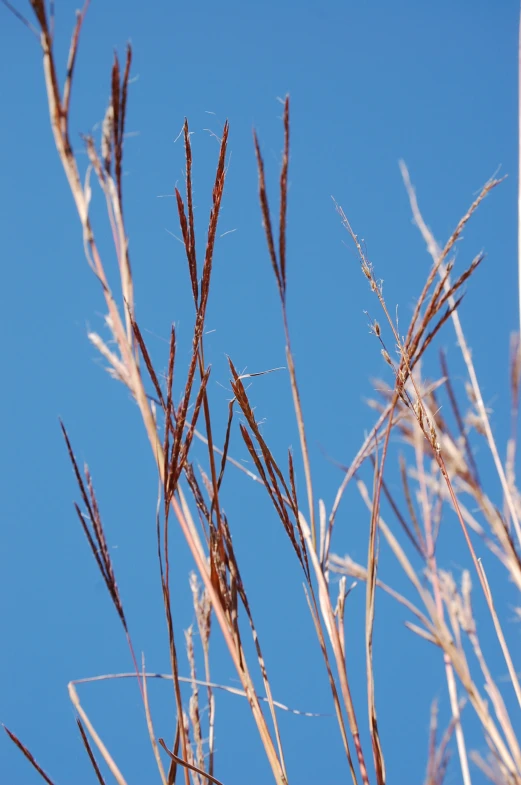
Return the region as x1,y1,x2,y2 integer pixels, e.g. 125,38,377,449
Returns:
3,3,521,785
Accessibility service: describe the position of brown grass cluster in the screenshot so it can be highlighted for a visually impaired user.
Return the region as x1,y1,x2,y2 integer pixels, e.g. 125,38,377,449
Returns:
3,3,521,785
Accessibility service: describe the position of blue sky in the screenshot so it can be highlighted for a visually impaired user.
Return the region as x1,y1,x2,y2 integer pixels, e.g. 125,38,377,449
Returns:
0,1,519,783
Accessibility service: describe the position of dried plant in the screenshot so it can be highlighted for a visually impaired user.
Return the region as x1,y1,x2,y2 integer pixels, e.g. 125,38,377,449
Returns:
3,3,521,785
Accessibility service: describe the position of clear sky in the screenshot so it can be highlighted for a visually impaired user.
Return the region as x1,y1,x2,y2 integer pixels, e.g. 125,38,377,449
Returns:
0,1,519,784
